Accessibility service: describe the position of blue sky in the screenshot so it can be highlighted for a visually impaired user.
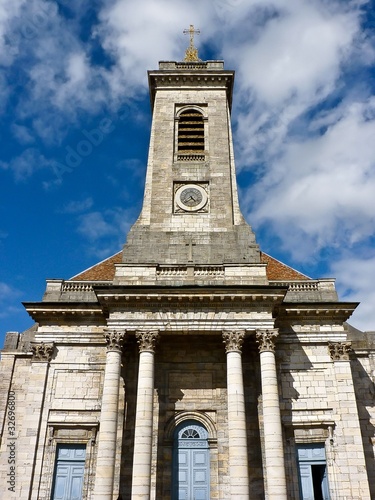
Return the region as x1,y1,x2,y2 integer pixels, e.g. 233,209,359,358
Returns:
1,0,375,346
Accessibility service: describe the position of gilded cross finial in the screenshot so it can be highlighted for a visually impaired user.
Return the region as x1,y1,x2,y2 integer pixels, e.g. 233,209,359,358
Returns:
183,24,201,62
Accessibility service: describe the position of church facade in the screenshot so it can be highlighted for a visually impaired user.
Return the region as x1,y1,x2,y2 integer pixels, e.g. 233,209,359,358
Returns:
0,57,374,500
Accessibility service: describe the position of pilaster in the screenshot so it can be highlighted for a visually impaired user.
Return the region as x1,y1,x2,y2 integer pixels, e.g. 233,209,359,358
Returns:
328,342,371,499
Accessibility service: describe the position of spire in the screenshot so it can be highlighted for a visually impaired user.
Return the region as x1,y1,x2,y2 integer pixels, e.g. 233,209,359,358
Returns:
183,24,201,62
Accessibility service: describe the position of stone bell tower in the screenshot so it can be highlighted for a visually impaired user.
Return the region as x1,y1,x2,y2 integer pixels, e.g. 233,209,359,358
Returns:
116,56,264,285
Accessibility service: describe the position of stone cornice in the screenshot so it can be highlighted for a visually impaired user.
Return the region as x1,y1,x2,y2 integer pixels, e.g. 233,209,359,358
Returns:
23,302,105,323
148,68,234,110
275,302,359,323
94,286,287,312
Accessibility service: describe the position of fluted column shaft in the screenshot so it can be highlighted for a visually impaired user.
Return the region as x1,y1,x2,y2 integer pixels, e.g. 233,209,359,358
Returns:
222,330,249,499
256,330,287,500
93,330,125,500
131,330,159,499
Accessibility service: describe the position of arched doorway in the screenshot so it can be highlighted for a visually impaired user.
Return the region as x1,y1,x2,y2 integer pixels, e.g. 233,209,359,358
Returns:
172,420,210,500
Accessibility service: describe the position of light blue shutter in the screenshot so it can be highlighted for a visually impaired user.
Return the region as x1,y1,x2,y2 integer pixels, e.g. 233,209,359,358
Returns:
297,444,330,500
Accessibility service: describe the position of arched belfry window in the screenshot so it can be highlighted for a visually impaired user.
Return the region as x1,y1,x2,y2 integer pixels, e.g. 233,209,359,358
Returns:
177,109,205,160
172,420,210,499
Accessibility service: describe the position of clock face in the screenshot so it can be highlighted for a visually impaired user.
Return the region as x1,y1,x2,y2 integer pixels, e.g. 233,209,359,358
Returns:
175,184,208,212
180,187,203,207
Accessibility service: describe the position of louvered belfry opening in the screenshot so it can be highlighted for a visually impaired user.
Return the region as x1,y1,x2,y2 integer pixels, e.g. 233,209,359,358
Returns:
178,109,205,154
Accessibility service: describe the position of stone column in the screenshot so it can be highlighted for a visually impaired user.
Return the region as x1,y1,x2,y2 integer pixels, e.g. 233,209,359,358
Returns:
222,330,249,499
328,342,371,499
93,329,126,500
131,330,159,499
256,329,287,500
27,343,54,499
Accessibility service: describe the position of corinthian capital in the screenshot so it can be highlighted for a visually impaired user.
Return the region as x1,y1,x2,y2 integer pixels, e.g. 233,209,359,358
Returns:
104,329,126,353
136,330,159,352
256,329,279,353
31,342,55,362
328,342,352,361
222,330,245,353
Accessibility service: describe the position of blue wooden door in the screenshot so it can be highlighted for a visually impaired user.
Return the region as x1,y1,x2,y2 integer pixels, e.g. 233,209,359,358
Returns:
297,444,330,500
173,421,210,500
52,444,86,500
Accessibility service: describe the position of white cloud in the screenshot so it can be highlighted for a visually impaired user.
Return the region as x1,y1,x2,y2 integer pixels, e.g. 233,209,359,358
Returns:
11,124,35,144
0,281,22,319
229,2,359,104
332,254,375,332
96,0,210,96
60,198,94,214
0,0,26,66
0,148,52,180
0,282,17,301
0,282,21,320
76,207,136,257
3,0,365,146
242,97,375,260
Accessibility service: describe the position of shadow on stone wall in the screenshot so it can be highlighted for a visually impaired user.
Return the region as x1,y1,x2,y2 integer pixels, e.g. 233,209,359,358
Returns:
351,354,375,499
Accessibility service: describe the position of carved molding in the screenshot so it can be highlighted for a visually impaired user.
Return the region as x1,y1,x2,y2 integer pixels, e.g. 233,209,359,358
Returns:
104,329,126,353
256,329,279,353
222,330,245,353
31,342,55,362
328,342,352,361
135,330,159,353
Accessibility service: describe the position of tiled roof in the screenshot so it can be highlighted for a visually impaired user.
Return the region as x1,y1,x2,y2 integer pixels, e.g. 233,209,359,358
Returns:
260,252,310,281
71,251,309,282
70,252,122,281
